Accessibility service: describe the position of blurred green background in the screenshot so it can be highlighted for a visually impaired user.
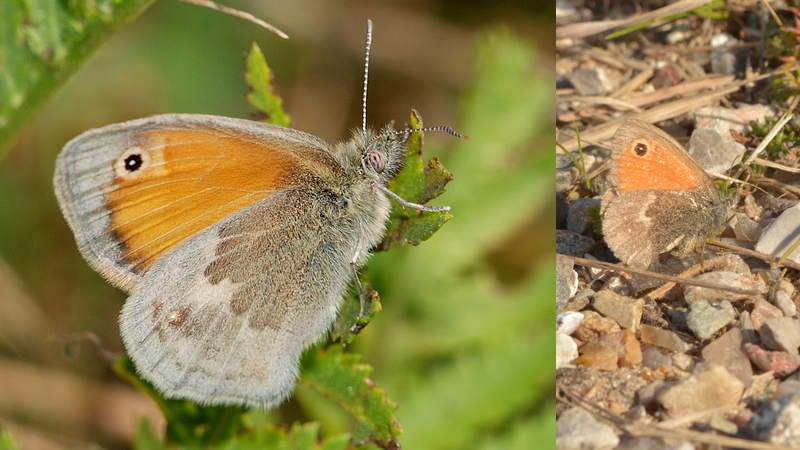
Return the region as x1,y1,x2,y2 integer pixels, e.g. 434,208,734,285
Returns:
0,0,554,448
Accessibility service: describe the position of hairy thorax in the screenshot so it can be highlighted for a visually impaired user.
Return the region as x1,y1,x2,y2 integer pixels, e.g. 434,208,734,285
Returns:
328,177,390,264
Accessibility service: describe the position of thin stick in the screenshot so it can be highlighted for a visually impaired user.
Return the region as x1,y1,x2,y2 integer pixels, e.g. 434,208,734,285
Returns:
179,0,289,39
642,255,735,302
742,112,793,166
564,255,760,296
710,240,800,271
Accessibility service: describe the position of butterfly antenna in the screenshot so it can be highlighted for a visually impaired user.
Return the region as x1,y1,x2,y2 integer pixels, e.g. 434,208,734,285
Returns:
418,125,468,140
369,125,468,144
360,20,467,144
362,20,373,135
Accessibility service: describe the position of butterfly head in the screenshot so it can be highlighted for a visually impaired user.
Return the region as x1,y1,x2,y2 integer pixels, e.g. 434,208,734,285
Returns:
359,125,408,184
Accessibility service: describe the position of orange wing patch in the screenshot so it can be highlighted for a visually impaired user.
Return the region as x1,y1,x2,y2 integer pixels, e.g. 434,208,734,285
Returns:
106,127,304,273
613,136,708,194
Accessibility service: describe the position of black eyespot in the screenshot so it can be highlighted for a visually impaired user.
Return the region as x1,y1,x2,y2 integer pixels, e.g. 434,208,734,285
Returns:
368,149,387,174
124,154,143,171
634,142,648,157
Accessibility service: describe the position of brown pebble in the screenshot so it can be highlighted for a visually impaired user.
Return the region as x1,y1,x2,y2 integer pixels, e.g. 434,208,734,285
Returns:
744,342,800,376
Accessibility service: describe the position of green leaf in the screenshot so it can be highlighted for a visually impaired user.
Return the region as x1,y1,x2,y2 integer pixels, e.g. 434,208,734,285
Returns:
299,347,402,447
245,42,292,127
693,0,729,20
0,0,157,155
332,281,383,345
391,111,454,205
605,22,653,40
475,401,557,450
381,110,454,250
133,418,165,450
396,269,556,449
0,430,20,450
606,0,727,40
220,422,350,450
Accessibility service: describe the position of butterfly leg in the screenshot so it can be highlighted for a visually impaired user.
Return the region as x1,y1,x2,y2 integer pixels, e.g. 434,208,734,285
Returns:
350,243,366,318
372,182,450,212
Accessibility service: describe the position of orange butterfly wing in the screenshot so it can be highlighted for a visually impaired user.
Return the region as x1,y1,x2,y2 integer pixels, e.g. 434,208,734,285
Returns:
55,115,341,291
610,119,712,194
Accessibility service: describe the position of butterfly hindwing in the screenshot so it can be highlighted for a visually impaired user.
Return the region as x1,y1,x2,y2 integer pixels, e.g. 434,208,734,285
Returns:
119,187,356,408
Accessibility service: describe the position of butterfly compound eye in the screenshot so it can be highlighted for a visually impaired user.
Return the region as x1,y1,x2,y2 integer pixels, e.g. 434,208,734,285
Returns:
367,149,387,173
